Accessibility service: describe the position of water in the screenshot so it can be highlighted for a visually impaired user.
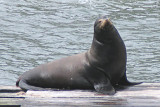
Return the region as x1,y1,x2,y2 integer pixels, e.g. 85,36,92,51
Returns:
0,0,160,85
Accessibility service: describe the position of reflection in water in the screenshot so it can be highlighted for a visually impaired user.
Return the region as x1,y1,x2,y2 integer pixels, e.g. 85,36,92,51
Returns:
0,0,160,85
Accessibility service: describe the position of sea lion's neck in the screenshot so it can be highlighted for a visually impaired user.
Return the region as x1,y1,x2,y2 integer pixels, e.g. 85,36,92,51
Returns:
87,33,126,66
86,36,111,66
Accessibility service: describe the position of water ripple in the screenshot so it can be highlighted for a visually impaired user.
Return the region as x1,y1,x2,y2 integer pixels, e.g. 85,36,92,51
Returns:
0,0,160,85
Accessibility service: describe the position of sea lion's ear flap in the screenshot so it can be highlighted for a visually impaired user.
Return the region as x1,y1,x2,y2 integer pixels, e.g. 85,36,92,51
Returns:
94,78,116,95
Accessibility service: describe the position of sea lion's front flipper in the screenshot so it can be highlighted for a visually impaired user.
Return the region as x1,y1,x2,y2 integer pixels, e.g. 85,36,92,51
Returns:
118,72,142,86
94,78,115,95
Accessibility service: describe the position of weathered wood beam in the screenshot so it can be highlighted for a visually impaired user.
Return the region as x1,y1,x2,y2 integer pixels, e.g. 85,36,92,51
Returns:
0,83,160,106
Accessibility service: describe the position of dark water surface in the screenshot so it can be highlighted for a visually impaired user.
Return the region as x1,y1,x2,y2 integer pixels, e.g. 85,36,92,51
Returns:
0,0,160,85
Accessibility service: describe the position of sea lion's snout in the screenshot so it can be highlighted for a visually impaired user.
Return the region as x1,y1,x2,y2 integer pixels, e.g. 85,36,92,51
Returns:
99,19,112,30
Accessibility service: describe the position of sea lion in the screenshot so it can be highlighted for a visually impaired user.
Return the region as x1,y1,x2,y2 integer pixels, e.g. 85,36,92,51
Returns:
16,16,141,95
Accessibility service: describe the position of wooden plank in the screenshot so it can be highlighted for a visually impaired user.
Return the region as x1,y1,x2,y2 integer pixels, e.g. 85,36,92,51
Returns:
0,98,23,105
17,97,160,106
0,86,21,92
0,83,160,106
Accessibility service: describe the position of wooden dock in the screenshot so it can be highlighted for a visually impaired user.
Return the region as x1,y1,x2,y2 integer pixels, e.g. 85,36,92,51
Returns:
0,83,160,107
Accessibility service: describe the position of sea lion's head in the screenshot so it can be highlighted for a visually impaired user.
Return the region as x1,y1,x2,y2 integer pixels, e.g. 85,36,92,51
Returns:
94,16,116,43
94,16,113,32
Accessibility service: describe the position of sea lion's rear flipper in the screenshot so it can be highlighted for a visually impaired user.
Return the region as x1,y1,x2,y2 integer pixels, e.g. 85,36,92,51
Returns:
18,79,52,92
118,73,142,86
94,78,115,95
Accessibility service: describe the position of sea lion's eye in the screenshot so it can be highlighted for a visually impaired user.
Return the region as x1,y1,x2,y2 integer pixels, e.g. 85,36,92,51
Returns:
98,20,102,23
98,19,104,23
